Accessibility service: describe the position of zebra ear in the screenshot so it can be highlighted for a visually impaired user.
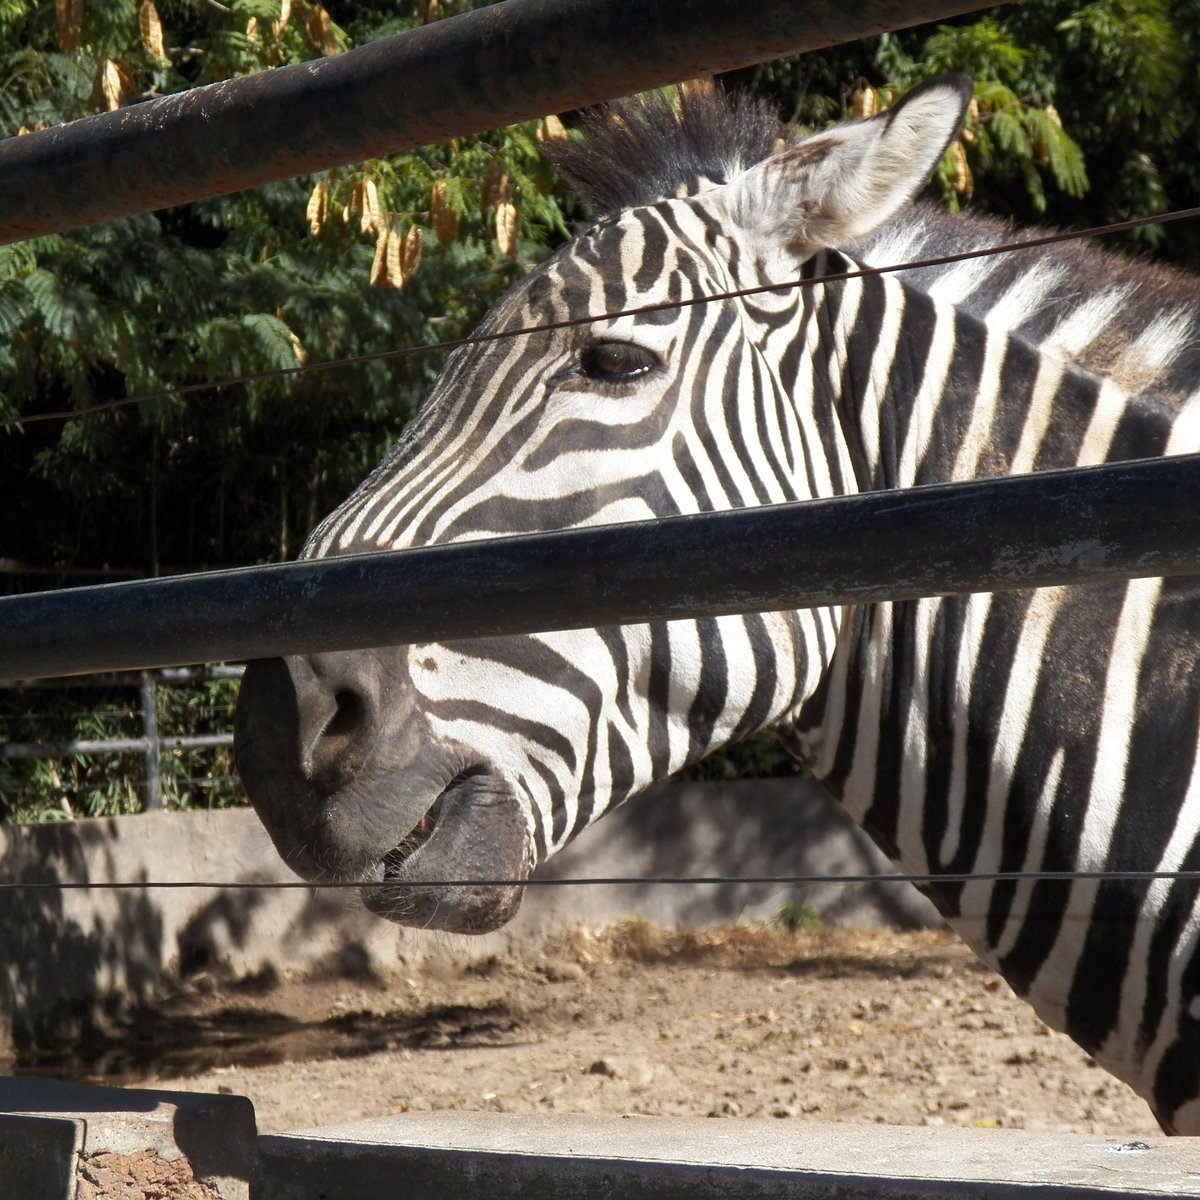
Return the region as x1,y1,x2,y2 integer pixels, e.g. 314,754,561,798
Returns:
722,75,971,259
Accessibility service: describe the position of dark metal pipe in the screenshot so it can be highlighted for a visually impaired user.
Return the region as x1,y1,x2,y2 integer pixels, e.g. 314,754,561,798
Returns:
0,0,1002,245
0,665,245,689
0,455,1197,683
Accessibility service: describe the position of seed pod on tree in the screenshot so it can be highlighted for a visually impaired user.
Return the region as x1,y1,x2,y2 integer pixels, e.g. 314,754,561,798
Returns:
948,140,972,199
303,2,339,56
537,115,568,143
482,162,512,210
56,0,83,54
96,59,124,111
139,1,166,61
402,226,424,281
360,178,383,236
430,180,458,245
370,225,390,288
851,87,878,120
961,97,979,145
306,180,328,236
385,226,404,288
496,201,519,260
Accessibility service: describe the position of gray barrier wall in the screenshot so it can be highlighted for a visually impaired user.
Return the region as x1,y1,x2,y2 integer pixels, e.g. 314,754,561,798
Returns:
0,778,938,1054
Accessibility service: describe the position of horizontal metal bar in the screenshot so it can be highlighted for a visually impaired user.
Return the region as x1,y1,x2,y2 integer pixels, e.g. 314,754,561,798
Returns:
0,665,245,690
0,0,1002,245
155,666,245,684
0,455,1197,683
0,735,235,760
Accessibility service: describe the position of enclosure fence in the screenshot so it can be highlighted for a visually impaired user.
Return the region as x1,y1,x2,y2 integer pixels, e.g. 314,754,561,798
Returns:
0,667,241,813
0,0,1199,903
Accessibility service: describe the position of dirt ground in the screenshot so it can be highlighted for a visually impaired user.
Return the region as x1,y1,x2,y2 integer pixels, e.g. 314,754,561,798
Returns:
60,922,1162,1138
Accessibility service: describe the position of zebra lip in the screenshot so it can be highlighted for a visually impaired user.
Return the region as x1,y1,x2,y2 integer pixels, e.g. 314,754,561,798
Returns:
378,774,473,879
360,770,529,932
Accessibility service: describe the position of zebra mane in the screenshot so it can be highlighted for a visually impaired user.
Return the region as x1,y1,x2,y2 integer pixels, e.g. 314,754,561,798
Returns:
857,206,1200,406
546,85,786,213
550,86,1200,406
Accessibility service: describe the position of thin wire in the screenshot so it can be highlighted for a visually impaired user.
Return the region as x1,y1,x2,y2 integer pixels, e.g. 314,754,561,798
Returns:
4,204,1199,432
2,868,1200,891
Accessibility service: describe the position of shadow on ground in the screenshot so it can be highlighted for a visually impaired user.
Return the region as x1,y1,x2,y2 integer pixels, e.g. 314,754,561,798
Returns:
18,983,527,1083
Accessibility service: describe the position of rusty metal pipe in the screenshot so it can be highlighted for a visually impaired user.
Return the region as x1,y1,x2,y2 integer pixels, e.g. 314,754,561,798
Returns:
0,0,1002,245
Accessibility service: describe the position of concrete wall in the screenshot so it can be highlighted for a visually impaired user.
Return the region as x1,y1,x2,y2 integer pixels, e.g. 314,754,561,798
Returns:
256,1111,1199,1200
3,1082,1194,1200
0,778,937,1052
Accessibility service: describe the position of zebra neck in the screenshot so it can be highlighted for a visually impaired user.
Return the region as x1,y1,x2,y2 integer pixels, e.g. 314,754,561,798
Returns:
818,267,1158,493
790,265,1178,838
779,263,1200,1103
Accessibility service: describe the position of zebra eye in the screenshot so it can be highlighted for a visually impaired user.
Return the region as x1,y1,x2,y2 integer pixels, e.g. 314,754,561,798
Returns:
577,341,659,383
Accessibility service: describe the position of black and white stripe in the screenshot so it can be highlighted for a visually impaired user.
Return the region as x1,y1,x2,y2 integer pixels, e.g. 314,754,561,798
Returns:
301,78,1200,1130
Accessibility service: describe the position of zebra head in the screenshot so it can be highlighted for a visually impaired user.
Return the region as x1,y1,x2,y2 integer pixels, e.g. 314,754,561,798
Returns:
235,77,971,932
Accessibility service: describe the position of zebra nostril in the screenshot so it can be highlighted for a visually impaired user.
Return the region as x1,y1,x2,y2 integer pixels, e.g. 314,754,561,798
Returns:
288,656,380,785
324,687,366,742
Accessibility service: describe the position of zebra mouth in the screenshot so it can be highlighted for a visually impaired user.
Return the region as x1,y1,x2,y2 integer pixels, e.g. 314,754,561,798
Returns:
379,784,455,878
361,768,530,933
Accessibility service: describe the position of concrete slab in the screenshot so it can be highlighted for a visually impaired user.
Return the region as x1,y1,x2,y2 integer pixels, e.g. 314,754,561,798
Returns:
257,1112,1200,1200
0,1076,256,1199
0,1111,82,1200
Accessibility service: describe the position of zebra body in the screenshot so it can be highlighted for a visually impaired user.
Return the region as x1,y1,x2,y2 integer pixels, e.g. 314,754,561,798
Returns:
235,77,1200,1130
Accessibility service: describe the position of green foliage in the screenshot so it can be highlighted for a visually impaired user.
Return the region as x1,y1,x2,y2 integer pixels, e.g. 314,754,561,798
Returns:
673,734,802,784
0,676,240,822
774,896,824,935
0,0,568,569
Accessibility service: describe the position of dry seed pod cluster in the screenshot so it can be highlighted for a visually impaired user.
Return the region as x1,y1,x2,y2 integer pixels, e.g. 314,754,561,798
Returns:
672,78,714,118
851,87,878,120
371,224,424,290
95,58,134,111
139,1,166,61
402,225,423,277
358,179,383,235
1034,105,1062,166
430,180,458,245
537,115,568,143
496,201,520,260
285,328,306,364
482,162,519,258
948,139,972,198
482,162,512,211
56,0,83,54
306,180,328,236
961,96,980,145
274,0,292,41
304,3,339,56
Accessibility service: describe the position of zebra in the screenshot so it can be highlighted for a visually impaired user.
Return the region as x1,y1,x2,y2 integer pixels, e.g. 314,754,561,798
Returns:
234,75,1200,1132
